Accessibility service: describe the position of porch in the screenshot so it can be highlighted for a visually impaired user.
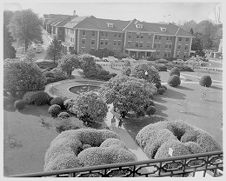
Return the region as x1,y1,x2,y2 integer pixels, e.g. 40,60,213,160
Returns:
125,49,156,59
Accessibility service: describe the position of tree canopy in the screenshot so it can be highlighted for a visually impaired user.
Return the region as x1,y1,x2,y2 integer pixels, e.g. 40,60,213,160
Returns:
46,37,64,63
8,9,42,51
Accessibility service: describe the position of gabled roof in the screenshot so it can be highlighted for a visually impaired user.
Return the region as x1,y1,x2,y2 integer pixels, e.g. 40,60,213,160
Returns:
124,19,192,36
64,16,88,29
175,27,193,37
75,16,130,31
55,17,74,27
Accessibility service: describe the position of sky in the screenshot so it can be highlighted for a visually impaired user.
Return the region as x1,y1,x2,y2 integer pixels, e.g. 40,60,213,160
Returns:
3,0,222,24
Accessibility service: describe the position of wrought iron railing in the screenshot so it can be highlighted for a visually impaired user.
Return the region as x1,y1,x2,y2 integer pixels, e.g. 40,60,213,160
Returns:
11,151,223,177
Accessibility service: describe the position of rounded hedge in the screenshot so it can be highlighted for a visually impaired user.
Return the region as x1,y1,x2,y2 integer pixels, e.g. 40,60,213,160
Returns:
23,91,52,105
157,87,165,95
58,112,70,119
100,138,127,150
199,75,212,87
184,142,204,154
14,99,27,110
146,106,156,116
64,98,76,110
167,75,181,87
48,104,61,117
44,153,81,171
78,147,136,167
50,97,64,108
169,67,180,77
155,140,191,159
44,129,127,171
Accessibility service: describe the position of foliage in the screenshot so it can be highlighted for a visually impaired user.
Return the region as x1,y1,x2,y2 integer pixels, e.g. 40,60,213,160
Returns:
99,75,157,117
58,54,81,77
48,104,61,117
169,67,180,77
4,25,16,59
24,48,36,62
14,99,27,110
146,106,156,116
131,63,161,87
64,99,76,110
8,9,42,51
155,59,168,64
44,128,120,170
153,63,168,71
54,117,85,133
199,75,212,87
80,54,114,81
57,112,70,119
50,97,64,108
44,153,81,171
23,91,52,105
44,68,68,84
121,67,131,76
70,91,108,123
4,60,46,97
157,87,166,95
167,75,181,87
100,138,128,150
46,37,64,63
36,60,57,70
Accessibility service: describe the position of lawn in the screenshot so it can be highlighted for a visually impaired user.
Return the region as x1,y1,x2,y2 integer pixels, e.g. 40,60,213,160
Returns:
123,81,222,147
4,105,58,176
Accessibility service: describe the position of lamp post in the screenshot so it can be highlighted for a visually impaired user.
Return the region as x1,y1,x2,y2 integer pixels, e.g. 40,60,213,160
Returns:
145,71,148,79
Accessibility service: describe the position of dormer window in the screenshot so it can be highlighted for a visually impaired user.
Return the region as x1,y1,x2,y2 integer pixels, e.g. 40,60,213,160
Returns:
107,23,114,28
136,24,143,29
160,27,166,32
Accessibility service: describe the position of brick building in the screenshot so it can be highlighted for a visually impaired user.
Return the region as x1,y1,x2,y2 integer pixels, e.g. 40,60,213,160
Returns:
44,15,193,59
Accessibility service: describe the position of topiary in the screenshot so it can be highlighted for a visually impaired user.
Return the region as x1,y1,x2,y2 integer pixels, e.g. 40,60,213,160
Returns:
154,140,191,159
82,144,92,150
157,87,165,95
146,106,156,116
48,104,61,117
58,112,70,119
44,153,81,171
23,91,52,105
100,138,127,150
14,99,27,110
50,97,64,108
169,67,180,77
184,142,204,154
199,75,212,87
167,75,181,87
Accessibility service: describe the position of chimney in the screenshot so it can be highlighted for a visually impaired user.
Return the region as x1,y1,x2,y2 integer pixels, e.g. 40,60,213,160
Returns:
73,10,76,16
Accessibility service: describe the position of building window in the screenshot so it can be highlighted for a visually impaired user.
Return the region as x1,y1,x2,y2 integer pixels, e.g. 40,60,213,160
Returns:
147,43,151,48
178,37,182,41
165,44,168,48
82,30,85,36
128,41,131,46
185,45,189,50
118,34,121,38
164,52,167,57
101,32,104,36
105,32,108,36
91,40,95,45
178,45,181,49
92,31,95,36
114,40,117,45
139,43,143,47
82,39,85,44
105,41,108,45
154,44,157,48
186,38,189,41
136,24,143,29
137,34,139,38
140,34,143,38
166,37,169,40
155,35,158,40
118,41,121,45
159,36,161,40
100,40,104,45
169,44,172,49
114,33,117,37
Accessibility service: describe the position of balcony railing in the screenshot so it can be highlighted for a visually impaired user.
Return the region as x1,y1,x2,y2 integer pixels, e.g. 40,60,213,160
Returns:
11,151,223,177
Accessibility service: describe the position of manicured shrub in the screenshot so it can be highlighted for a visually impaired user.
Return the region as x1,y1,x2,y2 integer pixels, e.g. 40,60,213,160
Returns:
157,87,165,95
77,147,136,167
146,106,156,116
44,128,121,170
154,63,167,71
184,142,204,154
169,67,180,77
48,104,61,117
43,71,55,78
122,67,131,76
64,99,76,110
54,117,85,133
82,144,92,150
50,97,64,108
14,99,26,110
71,91,108,123
199,75,212,87
161,85,167,90
58,112,70,119
154,140,191,159
100,138,127,150
44,153,81,171
155,59,168,64
167,75,181,87
143,129,177,159
23,91,52,105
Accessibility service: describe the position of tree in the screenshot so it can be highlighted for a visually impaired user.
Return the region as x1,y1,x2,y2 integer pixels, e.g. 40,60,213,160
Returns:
190,28,194,35
24,48,36,62
71,91,108,125
46,37,64,64
99,75,157,117
191,33,205,57
4,60,46,97
58,54,81,77
4,10,16,59
8,9,42,51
